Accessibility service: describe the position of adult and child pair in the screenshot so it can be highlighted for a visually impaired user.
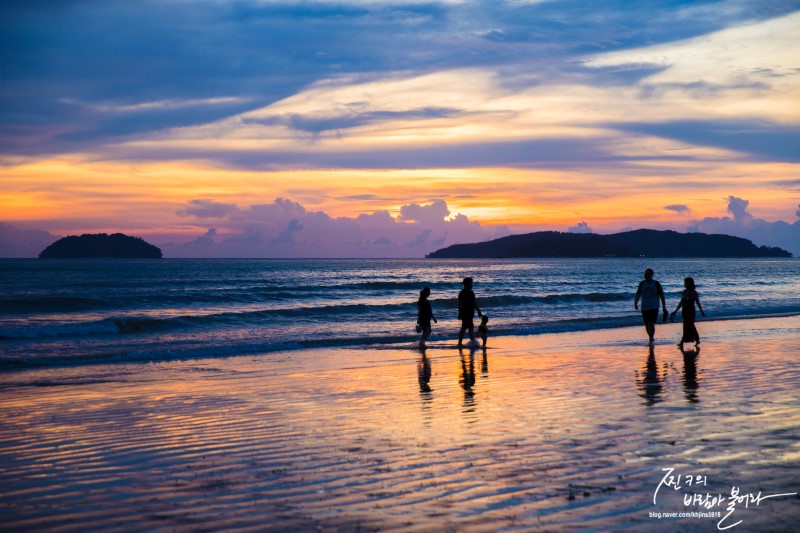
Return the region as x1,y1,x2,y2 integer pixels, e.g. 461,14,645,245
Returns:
634,268,705,349
417,277,488,347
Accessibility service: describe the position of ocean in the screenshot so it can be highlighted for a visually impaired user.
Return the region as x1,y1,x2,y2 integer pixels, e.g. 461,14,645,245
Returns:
1,258,799,369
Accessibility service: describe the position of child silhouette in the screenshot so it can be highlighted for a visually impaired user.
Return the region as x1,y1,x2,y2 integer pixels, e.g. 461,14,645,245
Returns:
478,314,489,346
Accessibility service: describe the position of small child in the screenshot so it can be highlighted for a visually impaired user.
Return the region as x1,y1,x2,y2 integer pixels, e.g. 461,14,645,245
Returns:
478,314,489,346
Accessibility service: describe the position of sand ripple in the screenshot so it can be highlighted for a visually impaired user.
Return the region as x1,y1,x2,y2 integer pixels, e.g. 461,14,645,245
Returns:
1,317,798,531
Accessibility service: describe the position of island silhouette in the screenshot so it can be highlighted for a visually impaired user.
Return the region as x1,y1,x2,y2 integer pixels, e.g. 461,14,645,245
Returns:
39,233,163,259
426,229,792,258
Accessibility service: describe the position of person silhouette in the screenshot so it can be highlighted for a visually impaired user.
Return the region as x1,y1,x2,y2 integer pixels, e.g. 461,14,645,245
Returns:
478,314,489,347
634,268,667,345
671,277,705,349
457,277,483,347
417,287,437,344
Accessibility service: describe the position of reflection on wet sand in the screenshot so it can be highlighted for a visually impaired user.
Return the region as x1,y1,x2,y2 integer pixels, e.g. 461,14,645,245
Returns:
418,349,433,394
459,348,477,421
681,347,701,403
417,349,433,425
635,346,666,406
633,345,702,406
2,318,799,532
417,346,490,423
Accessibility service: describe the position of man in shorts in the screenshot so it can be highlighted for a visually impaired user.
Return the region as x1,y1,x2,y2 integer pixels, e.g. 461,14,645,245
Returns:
458,277,483,347
634,268,667,345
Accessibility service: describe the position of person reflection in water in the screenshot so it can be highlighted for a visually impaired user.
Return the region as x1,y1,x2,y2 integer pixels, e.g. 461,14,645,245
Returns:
459,347,477,420
418,349,433,394
459,348,476,394
671,277,705,350
681,348,700,403
635,346,665,406
417,287,437,345
417,349,434,426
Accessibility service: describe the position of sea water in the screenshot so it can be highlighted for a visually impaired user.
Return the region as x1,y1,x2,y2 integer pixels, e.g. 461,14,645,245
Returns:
1,258,799,369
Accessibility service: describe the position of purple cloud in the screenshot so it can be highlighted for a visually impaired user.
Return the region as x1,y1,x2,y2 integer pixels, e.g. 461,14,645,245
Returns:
665,204,691,214
725,195,751,223
688,196,800,256
272,219,304,245
190,228,217,245
167,198,491,258
177,199,238,219
567,221,593,234
0,223,59,258
399,200,450,225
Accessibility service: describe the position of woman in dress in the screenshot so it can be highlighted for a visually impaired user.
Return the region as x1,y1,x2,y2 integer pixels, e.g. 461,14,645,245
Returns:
670,277,705,349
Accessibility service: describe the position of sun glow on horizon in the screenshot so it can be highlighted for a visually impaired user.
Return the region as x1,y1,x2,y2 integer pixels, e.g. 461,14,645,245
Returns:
2,157,797,238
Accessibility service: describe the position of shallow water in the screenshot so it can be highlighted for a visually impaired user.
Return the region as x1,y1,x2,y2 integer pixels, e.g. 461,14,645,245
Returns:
1,258,799,369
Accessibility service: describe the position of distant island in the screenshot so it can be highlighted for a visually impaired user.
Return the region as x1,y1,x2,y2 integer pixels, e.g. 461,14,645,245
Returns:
39,233,163,259
427,229,792,258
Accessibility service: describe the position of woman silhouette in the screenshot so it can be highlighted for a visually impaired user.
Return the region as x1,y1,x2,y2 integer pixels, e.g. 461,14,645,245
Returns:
417,287,437,343
671,277,705,349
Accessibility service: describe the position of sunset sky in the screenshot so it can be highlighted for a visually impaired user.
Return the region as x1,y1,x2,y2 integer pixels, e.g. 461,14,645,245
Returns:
2,0,799,257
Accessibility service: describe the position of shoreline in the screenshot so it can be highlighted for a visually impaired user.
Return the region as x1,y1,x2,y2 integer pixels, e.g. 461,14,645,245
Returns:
3,311,799,374
1,315,798,531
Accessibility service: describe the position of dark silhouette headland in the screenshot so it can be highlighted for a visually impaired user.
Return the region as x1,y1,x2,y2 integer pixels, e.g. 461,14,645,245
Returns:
39,233,163,259
426,229,792,258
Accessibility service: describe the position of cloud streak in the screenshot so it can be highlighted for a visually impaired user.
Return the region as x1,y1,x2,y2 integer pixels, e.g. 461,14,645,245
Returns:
665,204,691,214
88,9,797,174
5,2,798,164
2,1,800,256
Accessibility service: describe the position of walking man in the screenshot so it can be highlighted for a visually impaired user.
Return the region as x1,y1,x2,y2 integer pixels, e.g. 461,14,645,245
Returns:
458,277,483,347
634,268,667,345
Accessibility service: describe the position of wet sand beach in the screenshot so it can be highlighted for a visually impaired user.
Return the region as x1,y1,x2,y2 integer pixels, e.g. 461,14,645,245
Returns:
1,316,798,531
